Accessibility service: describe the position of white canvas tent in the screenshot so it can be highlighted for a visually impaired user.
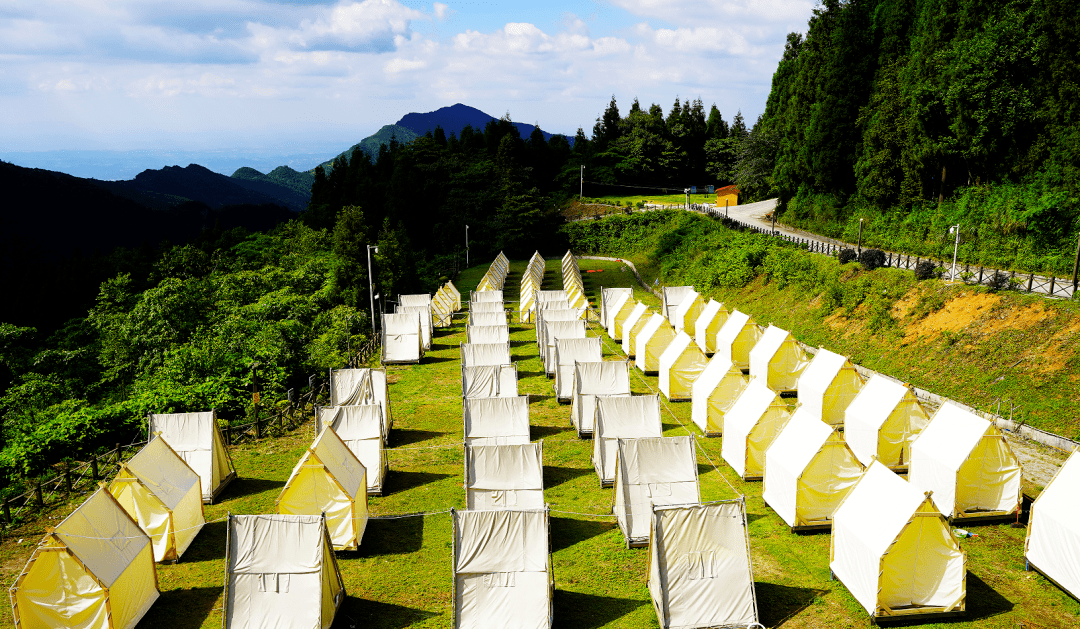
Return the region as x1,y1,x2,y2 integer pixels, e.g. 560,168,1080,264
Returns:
276,428,368,551
464,442,545,510
621,303,651,357
797,348,865,426
606,292,636,340
571,360,632,438
149,410,236,503
694,299,729,355
467,325,510,345
519,252,545,323
543,320,586,375
844,375,930,471
452,508,552,629
381,312,423,364
461,342,512,368
649,500,759,629
1025,448,1080,599
554,337,602,401
830,462,965,620
471,290,504,303
109,437,205,562
462,364,519,399
673,289,705,335
748,324,810,393
223,514,345,629
536,309,585,353
600,287,634,328
399,294,431,308
10,487,159,629
316,405,387,494
469,311,508,327
714,310,762,371
471,301,505,313
658,331,708,401
593,394,663,486
721,378,792,480
690,355,748,436
613,436,700,547
908,402,1022,520
463,396,531,446
661,286,695,327
762,408,864,530
635,313,676,374
329,368,391,430
396,303,434,349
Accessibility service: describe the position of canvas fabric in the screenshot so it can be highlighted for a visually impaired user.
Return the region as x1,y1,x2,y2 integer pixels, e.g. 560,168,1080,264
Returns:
635,314,676,373
600,287,634,328
621,303,650,356
693,300,729,355
720,379,792,478
381,313,423,363
467,325,510,345
674,291,705,335
606,293,635,340
714,311,761,371
592,395,663,484
658,332,708,401
796,348,864,426
465,443,545,510
317,405,386,493
399,294,431,308
571,361,632,435
554,338,602,400
328,369,390,429
461,343,511,367
469,312,507,327
661,286,695,327
542,320,586,374
748,325,810,392
396,305,433,350
613,436,699,545
844,375,929,469
471,301,505,313
1026,449,1080,599
471,290,504,303
150,411,235,502
463,396,530,446
690,356,748,436
462,364,519,399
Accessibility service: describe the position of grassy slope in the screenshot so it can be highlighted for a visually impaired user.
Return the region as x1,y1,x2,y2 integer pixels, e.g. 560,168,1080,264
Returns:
2,258,1079,628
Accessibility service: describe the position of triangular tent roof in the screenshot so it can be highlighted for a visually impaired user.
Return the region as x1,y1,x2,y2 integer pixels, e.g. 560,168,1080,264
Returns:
571,360,632,437
844,375,929,470
721,378,792,480
694,299,729,355
10,487,159,629
649,500,759,629
109,437,205,562
621,302,651,356
658,331,708,401
661,286,695,327
762,408,864,530
830,462,965,618
613,436,699,547
223,514,345,629
149,410,236,503
554,337,602,401
635,313,676,374
748,324,810,393
452,508,552,629
542,319,586,374
601,287,634,328
691,355,748,436
714,310,762,371
1026,448,1080,599
463,396,531,446
519,252,545,323
796,348,864,426
674,290,705,335
593,394,663,486
606,292,635,340
469,311,507,327
464,442,545,510
908,402,1021,519
276,427,368,551
316,405,387,494
460,342,512,367
329,368,391,429
381,312,423,363
466,324,510,345
462,363,519,399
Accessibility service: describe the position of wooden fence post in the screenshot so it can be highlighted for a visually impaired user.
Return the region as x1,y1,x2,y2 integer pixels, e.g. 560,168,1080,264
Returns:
90,456,98,481
2,499,10,524
1049,276,1056,295
34,480,43,508
1028,273,1035,292
978,267,983,284
63,463,72,494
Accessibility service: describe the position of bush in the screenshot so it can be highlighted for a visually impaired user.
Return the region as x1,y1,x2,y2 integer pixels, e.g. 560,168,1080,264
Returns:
838,248,857,264
987,271,1011,291
859,248,886,270
914,260,938,280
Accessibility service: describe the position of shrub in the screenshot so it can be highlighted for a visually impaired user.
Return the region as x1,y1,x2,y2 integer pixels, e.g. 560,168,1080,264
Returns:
859,248,886,270
987,271,1011,292
838,248,857,264
914,260,938,280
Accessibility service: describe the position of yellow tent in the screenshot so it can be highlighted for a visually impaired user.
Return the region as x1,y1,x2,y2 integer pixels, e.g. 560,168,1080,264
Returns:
763,408,864,530
149,411,236,503
721,378,792,480
844,375,930,471
635,313,676,374
276,427,368,551
690,355,748,436
109,437,205,562
10,487,159,629
600,287,634,329
714,310,762,372
607,293,637,341
674,290,705,336
797,348,865,426
748,324,811,393
622,304,652,358
693,299,729,355
658,331,708,401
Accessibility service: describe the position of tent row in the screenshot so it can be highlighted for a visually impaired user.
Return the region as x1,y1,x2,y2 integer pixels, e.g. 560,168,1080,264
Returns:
560,251,587,311
431,282,462,327
475,252,509,292
518,251,545,323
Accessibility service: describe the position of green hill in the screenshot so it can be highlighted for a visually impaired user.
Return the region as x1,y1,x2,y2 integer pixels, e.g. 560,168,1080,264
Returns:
317,124,420,172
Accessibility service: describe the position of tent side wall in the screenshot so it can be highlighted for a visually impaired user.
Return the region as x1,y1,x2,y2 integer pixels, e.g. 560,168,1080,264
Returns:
954,425,1022,519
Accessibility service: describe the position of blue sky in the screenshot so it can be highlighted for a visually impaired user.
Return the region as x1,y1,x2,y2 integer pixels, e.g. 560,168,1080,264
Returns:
0,0,816,160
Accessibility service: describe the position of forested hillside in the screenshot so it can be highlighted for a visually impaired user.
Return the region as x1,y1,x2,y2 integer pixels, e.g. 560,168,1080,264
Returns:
759,0,1080,274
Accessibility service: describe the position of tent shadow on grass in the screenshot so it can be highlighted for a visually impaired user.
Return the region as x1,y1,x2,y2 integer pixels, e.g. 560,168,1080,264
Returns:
382,470,452,494
179,519,228,562
349,516,424,557
552,590,647,628
551,516,617,551
388,429,445,447
872,572,1013,627
532,425,572,439
215,477,284,503
333,597,442,628
755,582,829,627
544,465,593,488
517,370,547,379
138,586,221,629
421,355,458,364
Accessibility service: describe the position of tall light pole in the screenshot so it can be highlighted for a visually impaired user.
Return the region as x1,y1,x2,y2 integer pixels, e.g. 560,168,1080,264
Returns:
857,218,864,255
367,244,378,336
465,225,469,267
580,166,584,200
684,188,690,210
949,224,960,281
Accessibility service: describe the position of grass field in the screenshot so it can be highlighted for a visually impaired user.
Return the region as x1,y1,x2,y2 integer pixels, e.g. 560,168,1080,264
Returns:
584,193,717,207
2,257,1079,628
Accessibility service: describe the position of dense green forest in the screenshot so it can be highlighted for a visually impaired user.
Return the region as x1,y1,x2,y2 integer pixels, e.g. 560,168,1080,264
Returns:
759,0,1080,273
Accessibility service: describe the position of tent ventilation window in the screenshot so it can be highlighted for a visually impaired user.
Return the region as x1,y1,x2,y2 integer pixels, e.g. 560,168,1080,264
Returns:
257,573,290,593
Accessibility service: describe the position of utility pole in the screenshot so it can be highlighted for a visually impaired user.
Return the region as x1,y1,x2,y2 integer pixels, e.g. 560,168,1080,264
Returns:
580,166,584,200
684,188,690,210
857,218,864,255
1072,229,1080,293
465,225,469,267
367,244,378,336
949,224,961,281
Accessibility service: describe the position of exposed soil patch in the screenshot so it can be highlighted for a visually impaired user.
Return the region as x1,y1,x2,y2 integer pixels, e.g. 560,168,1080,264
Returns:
904,291,1000,341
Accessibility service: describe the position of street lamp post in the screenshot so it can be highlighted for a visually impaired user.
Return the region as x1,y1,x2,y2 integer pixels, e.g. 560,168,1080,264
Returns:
465,225,469,267
580,166,584,200
949,224,961,281
367,244,378,336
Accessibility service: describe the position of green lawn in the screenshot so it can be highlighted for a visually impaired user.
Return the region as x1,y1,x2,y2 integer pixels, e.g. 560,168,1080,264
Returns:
2,257,1078,628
